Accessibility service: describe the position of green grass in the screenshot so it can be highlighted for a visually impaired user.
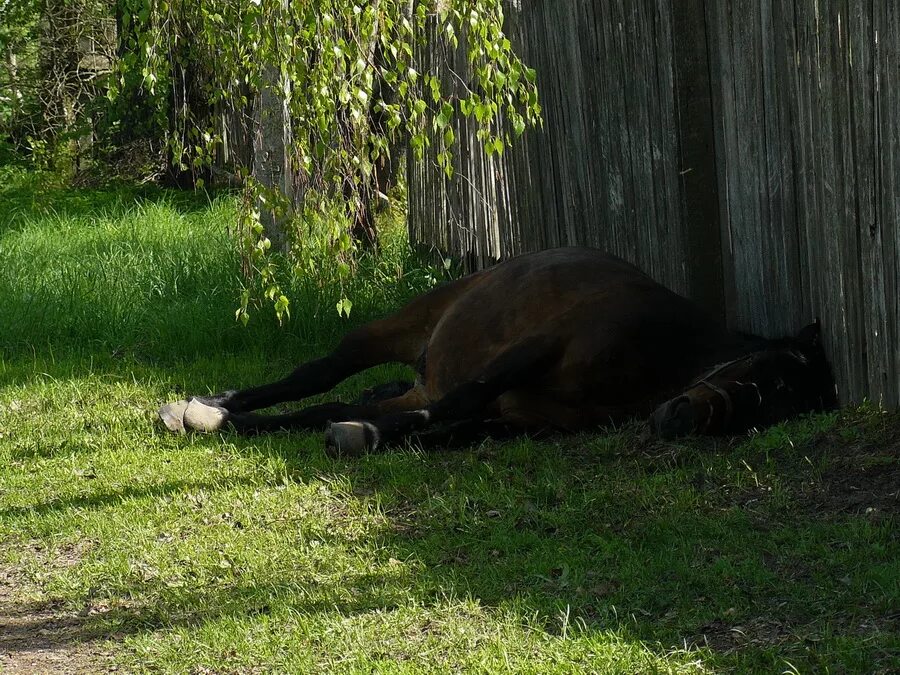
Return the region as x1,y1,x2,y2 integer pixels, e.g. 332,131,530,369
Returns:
0,167,897,673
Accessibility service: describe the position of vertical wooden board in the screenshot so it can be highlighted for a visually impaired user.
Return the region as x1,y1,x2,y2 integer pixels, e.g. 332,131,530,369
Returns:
508,2,546,254
728,0,756,332
550,0,577,246
776,0,816,328
832,0,868,403
705,1,741,326
558,1,590,246
536,0,567,249
793,2,828,353
575,0,607,251
596,0,631,256
633,1,663,279
576,0,609,251
606,0,639,264
761,0,803,336
645,0,675,290
620,2,658,276
847,1,886,405
535,1,564,251
716,1,759,331
876,1,900,406
833,0,869,405
823,0,860,401
652,0,686,294
797,1,846,401
671,0,723,311
729,0,769,334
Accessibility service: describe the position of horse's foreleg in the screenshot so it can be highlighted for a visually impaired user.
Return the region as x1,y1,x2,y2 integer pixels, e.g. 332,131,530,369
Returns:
160,274,481,434
160,353,365,433
325,335,560,454
178,383,429,435
160,322,424,433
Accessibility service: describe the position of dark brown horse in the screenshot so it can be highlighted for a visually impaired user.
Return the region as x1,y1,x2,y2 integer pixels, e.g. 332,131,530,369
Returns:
159,248,836,452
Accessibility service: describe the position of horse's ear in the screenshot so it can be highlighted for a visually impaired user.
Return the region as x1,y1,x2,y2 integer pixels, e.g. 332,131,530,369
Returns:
796,320,822,349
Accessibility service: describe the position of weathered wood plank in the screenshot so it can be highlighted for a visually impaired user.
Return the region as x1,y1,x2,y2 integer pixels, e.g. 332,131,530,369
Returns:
408,0,900,407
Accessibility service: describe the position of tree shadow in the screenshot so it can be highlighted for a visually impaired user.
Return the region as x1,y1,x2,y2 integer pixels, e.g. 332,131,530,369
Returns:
1,312,896,673
1,424,896,671
0,477,264,520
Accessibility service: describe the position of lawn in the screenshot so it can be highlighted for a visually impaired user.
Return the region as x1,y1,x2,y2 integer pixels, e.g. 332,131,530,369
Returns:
0,167,897,673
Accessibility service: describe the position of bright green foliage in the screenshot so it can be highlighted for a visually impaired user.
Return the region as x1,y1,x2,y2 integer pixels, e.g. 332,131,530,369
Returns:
0,165,440,355
1,0,117,171
117,0,539,171
113,0,540,320
0,0,39,129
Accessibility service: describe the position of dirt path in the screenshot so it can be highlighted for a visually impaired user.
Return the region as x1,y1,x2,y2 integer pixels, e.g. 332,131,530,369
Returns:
0,563,112,674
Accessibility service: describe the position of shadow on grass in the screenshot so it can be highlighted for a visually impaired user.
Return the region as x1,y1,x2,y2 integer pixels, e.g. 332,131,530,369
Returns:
256,421,898,670
0,477,265,521
5,419,894,671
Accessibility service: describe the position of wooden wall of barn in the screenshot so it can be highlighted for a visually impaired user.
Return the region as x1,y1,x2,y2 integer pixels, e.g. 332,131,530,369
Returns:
407,0,900,408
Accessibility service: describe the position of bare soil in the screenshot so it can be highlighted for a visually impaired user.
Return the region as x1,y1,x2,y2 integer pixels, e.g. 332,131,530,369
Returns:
0,549,113,674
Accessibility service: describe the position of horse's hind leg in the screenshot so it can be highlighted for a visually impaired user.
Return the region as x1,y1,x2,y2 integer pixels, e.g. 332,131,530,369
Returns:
326,335,561,454
221,402,378,435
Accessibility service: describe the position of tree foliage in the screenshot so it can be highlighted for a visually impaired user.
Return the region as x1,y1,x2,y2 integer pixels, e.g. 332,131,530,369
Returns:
2,0,540,322
116,0,540,322
1,0,117,172
0,0,40,134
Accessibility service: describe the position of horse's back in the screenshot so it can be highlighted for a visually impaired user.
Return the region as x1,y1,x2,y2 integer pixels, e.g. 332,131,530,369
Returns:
423,247,720,404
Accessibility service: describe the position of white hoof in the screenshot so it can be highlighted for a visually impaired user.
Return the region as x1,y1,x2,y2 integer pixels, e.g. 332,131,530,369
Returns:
158,400,189,433
183,399,228,433
325,421,379,455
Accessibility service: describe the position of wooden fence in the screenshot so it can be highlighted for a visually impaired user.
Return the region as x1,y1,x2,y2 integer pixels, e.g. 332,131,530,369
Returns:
407,0,900,408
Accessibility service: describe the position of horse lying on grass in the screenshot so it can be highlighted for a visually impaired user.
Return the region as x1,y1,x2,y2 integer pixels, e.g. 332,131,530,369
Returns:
159,248,836,453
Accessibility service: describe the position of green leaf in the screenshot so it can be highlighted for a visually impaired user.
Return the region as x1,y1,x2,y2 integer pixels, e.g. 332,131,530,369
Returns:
512,114,526,136
336,297,353,318
435,102,453,129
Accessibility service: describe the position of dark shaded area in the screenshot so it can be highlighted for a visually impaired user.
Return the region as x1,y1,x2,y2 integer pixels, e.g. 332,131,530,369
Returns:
2,410,898,672
0,478,264,520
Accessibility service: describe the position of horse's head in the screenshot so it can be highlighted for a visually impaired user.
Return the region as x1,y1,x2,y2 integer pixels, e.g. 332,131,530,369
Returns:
650,322,837,439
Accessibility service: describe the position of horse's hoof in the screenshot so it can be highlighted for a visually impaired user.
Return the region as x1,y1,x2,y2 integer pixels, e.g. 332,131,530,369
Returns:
183,399,228,433
325,421,379,455
158,400,189,433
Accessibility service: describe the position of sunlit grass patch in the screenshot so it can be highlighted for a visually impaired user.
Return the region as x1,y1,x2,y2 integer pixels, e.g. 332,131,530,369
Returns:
0,169,897,672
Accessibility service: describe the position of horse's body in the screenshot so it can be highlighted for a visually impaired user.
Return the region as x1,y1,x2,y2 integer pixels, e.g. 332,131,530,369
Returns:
160,248,836,452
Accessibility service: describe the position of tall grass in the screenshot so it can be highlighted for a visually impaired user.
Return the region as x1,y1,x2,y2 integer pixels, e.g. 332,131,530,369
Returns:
0,166,440,366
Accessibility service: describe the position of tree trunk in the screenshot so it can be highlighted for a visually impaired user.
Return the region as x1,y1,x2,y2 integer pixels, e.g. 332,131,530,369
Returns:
5,46,20,132
252,64,292,252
